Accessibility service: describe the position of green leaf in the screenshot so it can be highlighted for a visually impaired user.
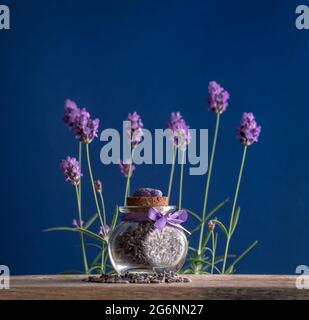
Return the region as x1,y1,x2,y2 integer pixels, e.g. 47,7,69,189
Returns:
201,229,212,250
188,198,229,236
43,227,77,232
225,240,258,274
85,243,102,250
185,209,202,222
204,197,229,222
212,219,228,237
110,206,119,230
76,228,105,242
181,268,193,274
231,207,240,235
84,213,98,229
91,251,103,268
87,266,102,274
214,254,236,264
44,226,104,242
188,258,221,273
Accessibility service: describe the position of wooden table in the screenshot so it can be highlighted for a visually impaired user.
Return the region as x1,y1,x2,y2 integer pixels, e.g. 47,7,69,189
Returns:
0,275,307,300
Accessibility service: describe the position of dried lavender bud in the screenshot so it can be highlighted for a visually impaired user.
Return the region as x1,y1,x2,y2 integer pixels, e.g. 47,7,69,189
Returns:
87,271,191,284
110,222,187,271
132,188,163,197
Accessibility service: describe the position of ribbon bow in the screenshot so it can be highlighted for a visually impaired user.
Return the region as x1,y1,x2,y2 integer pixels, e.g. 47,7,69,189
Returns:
148,207,191,234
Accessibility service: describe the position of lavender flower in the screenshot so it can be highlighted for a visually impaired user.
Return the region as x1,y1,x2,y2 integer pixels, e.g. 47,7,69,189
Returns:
94,180,102,193
73,108,100,144
167,112,191,150
125,112,144,147
99,224,110,238
60,156,82,185
63,99,100,144
72,219,83,228
236,112,261,146
208,81,230,114
63,99,79,129
119,160,136,178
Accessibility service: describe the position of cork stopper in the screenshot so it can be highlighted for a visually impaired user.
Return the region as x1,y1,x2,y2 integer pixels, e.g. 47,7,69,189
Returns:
126,188,168,207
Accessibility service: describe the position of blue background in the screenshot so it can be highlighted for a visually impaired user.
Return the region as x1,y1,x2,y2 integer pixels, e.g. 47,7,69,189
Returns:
1,0,308,275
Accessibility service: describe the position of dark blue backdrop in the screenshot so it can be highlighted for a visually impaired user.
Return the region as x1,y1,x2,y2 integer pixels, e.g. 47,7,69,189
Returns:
1,0,308,275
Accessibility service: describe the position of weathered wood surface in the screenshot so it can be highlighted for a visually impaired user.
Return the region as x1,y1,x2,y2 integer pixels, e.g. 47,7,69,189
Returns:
0,275,307,300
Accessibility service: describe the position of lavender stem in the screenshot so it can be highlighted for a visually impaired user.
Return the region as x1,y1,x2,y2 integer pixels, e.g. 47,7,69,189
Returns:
123,148,135,205
222,145,247,273
85,144,104,228
74,184,88,274
197,114,220,260
167,144,176,201
178,149,185,210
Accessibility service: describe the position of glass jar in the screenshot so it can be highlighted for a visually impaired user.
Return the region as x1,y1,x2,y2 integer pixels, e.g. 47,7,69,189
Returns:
108,205,188,274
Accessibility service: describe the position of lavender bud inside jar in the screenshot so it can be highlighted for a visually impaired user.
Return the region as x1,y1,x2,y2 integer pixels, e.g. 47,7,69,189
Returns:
108,188,189,274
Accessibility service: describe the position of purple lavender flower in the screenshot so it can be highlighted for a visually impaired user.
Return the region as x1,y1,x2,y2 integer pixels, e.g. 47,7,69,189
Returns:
94,180,102,193
99,224,110,237
73,108,100,144
63,99,80,129
125,112,144,147
63,99,100,144
119,160,136,178
60,156,82,185
208,81,230,114
72,218,83,228
167,112,191,150
236,112,261,146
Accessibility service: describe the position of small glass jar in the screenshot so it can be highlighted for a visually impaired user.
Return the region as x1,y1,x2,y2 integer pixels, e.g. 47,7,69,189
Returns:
108,205,188,274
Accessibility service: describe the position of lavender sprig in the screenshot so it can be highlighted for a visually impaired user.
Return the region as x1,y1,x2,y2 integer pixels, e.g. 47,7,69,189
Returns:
196,81,230,272
60,156,88,273
221,112,261,273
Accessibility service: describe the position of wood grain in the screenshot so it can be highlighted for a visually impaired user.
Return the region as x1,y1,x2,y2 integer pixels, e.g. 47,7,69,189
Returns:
0,275,308,300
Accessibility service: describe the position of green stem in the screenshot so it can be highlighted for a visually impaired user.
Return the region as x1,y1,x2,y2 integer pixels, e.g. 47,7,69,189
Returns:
99,192,107,226
211,231,217,274
123,148,135,205
222,145,248,273
101,241,105,274
167,145,177,201
78,142,82,210
198,114,220,257
85,144,104,228
75,184,88,274
178,149,185,210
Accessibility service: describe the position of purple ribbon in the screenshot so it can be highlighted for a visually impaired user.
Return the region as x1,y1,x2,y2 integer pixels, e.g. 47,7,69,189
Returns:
122,207,190,234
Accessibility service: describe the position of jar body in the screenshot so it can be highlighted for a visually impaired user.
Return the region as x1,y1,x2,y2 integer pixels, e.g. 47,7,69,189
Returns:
109,218,188,274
